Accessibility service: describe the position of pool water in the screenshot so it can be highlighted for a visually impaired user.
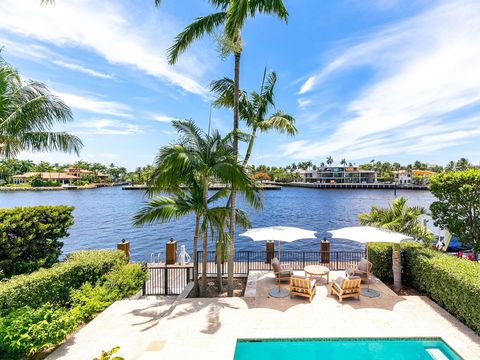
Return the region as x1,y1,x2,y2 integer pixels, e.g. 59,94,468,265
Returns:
233,338,462,360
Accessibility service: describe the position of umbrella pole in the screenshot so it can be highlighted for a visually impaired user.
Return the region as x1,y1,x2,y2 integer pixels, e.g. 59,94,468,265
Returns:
278,240,281,293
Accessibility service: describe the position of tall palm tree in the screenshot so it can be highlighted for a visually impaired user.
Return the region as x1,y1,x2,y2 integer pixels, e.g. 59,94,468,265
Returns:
164,0,288,296
136,119,261,295
0,58,82,158
211,69,296,166
326,156,333,166
359,197,433,291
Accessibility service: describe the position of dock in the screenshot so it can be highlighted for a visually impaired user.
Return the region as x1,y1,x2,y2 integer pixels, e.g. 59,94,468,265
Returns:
122,184,281,191
277,182,428,190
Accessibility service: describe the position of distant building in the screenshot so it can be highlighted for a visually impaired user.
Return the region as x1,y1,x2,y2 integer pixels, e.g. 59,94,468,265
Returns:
300,165,377,184
393,170,435,185
12,172,79,184
12,167,109,185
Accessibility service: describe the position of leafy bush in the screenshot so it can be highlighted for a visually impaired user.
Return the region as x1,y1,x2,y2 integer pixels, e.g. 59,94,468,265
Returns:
0,250,126,315
367,243,393,282
403,247,480,335
0,304,77,360
71,263,147,322
0,205,75,278
369,243,480,335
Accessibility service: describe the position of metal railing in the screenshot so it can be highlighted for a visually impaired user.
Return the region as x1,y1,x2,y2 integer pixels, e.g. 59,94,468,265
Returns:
143,264,193,295
196,250,365,276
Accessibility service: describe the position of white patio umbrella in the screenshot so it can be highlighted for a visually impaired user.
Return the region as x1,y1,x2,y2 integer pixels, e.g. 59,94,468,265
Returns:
328,226,413,297
240,226,317,297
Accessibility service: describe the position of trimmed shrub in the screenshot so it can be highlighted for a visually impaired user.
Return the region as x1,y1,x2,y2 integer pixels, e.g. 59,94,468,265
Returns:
403,247,480,335
0,304,77,360
0,250,126,315
71,263,147,322
0,205,74,278
367,243,393,282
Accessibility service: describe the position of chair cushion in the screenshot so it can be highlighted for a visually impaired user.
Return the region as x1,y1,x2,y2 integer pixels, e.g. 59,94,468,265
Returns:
271,257,280,272
334,276,346,288
358,259,368,272
279,270,292,277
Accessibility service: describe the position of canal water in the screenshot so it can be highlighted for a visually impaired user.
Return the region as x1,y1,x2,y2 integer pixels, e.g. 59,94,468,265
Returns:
0,187,436,262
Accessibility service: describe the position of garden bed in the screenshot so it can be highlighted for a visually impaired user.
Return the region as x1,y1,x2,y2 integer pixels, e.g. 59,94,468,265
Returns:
188,277,247,298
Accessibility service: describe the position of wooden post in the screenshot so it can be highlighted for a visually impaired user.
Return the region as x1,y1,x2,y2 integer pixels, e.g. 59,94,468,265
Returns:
166,238,177,265
321,238,330,263
266,240,274,264
117,240,130,262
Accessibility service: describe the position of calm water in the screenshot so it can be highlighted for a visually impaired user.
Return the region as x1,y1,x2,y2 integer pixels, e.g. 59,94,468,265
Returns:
233,338,461,360
0,187,436,262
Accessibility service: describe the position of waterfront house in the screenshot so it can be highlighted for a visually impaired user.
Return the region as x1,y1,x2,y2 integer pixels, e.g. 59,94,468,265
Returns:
12,172,79,185
300,165,377,184
393,170,435,185
65,166,109,181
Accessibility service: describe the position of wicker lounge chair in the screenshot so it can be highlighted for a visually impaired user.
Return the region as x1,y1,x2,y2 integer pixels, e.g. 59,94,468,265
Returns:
329,276,361,302
346,258,372,283
271,257,293,285
290,275,316,302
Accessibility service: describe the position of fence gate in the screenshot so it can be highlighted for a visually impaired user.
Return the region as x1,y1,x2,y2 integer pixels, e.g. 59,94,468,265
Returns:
143,265,193,295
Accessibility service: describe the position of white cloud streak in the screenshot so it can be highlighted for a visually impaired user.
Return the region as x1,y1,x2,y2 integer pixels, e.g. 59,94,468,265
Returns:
52,60,114,79
54,91,132,118
75,119,142,135
288,0,480,161
0,0,208,95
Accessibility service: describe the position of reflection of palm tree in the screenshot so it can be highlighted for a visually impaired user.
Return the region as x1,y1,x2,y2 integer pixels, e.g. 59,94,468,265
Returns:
135,120,261,295
0,59,82,158
166,0,289,296
359,197,433,290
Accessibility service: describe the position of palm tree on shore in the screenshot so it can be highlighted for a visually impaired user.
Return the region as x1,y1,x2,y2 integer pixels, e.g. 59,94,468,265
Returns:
165,0,289,296
326,156,333,166
359,197,433,291
134,120,261,295
0,58,82,158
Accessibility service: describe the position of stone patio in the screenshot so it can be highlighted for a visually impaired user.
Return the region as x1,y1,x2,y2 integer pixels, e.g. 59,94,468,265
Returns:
49,271,480,359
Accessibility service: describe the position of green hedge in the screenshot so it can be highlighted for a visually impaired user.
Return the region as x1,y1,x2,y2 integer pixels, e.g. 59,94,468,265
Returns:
0,250,126,315
369,243,480,335
0,205,74,278
403,247,480,335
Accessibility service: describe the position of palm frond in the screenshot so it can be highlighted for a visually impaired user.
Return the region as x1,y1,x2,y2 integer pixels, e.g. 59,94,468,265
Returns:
248,0,289,22
168,12,227,64
225,0,249,40
258,111,297,135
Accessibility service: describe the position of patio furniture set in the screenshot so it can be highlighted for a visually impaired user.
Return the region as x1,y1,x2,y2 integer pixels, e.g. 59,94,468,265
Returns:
271,257,373,303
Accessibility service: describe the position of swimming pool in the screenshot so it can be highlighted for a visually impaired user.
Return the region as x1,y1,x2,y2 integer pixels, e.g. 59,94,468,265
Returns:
233,338,462,360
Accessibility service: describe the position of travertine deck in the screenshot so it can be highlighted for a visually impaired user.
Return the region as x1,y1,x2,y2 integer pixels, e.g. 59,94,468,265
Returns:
49,271,480,359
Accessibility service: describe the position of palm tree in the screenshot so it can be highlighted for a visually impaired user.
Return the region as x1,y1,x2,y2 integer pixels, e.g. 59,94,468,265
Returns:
136,119,261,295
326,156,333,166
0,58,82,158
165,0,289,297
359,197,433,291
211,69,296,166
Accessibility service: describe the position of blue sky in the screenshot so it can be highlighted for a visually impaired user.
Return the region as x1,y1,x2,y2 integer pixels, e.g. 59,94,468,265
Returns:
1,0,479,170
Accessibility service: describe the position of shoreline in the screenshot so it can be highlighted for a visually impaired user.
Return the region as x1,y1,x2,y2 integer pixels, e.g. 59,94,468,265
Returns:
276,182,428,190
0,184,112,191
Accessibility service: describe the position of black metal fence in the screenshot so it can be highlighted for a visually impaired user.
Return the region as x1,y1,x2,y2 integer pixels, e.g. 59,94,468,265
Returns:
143,264,193,295
143,251,364,295
196,250,365,276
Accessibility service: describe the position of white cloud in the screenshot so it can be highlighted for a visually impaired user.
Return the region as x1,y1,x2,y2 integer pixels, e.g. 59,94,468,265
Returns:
0,0,208,95
289,0,480,160
297,98,312,109
52,60,114,79
150,114,178,123
75,118,142,135
54,91,132,118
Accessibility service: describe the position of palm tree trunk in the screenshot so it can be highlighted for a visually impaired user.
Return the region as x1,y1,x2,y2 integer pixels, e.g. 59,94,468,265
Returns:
227,49,241,297
193,214,200,296
242,127,256,167
216,241,223,292
392,246,402,292
201,175,209,296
